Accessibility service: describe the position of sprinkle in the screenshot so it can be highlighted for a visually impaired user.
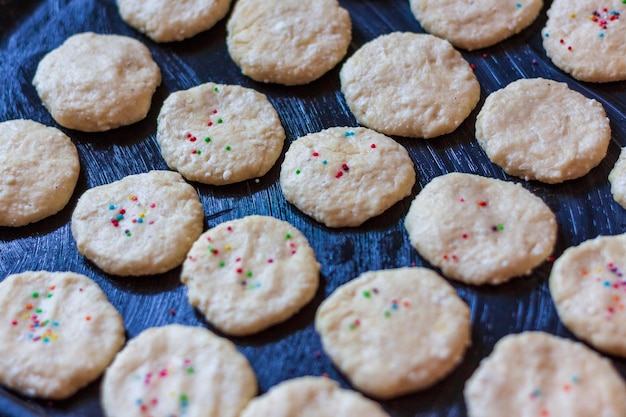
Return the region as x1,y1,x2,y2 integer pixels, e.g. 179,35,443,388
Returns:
344,131,355,137
462,233,468,239
349,319,360,330
384,310,391,318
572,375,580,383
363,290,371,298
85,315,92,321
225,146,231,151
477,201,488,207
205,137,211,142
219,262,225,268
212,109,218,114
335,171,343,178
246,271,253,277
482,53,488,58
11,320,17,326
470,63,476,70
312,152,319,157
285,233,292,239
370,144,376,149
342,163,349,171
530,388,542,399
217,118,223,124
25,304,33,310
109,204,115,210
169,309,176,316
214,87,219,92
295,169,301,175
32,292,39,298
516,3,522,7
322,160,328,165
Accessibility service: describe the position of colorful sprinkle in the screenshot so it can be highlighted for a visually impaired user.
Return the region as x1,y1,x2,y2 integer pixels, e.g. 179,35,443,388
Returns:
344,131,355,137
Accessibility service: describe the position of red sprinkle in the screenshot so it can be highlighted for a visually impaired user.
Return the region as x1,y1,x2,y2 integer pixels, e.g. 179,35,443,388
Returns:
335,171,343,178
312,152,319,157
169,309,175,316
477,201,488,207
370,144,376,149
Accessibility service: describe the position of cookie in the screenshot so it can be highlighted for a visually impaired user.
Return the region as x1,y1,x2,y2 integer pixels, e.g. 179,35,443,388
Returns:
157,82,285,185
609,147,626,209
0,271,124,399
476,78,611,184
279,127,415,228
32,32,161,132
240,376,391,417
117,0,232,42
410,0,543,51
340,32,480,139
404,173,557,285
0,119,80,227
226,0,351,85
102,324,257,417
315,267,471,399
550,233,626,357
71,171,204,276
181,215,320,336
464,332,626,417
542,1,626,82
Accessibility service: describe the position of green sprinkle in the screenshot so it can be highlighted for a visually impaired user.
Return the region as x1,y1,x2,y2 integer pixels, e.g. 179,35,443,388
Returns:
497,224,504,231
349,323,356,330
205,137,211,142
47,294,53,298
363,291,371,298
36,308,42,313
219,262,225,268
125,230,132,237
285,233,292,239
187,367,194,375
384,310,391,318
32,292,39,298
295,169,301,175
246,271,253,277
225,146,231,151
214,87,219,92
196,150,201,155
217,118,223,124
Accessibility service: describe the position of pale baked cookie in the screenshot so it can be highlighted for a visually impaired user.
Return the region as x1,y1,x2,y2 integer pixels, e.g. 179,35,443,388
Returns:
279,127,415,228
315,267,471,399
117,0,232,43
226,0,351,85
340,32,480,139
609,147,626,208
464,332,626,417
0,120,80,227
71,171,203,276
410,0,543,51
404,173,557,285
181,215,320,336
0,271,125,399
102,324,257,417
542,1,626,82
550,233,626,357
33,32,161,131
476,78,611,184
157,82,285,185
240,377,391,417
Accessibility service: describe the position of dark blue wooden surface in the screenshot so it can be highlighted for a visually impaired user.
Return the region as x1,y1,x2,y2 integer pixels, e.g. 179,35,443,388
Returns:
1,0,625,416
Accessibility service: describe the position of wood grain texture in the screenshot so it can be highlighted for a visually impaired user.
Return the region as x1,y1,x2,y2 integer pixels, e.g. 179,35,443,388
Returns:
0,0,625,416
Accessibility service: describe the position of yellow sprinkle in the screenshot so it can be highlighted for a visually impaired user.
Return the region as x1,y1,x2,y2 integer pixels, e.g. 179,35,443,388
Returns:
22,313,30,319
51,333,58,340
139,213,145,218
570,13,576,18
225,245,232,251
596,267,603,273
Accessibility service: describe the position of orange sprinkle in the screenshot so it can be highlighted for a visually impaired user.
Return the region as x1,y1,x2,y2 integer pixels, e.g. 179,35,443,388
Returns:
402,300,411,307
563,384,571,392
25,304,33,310
49,285,56,290
541,410,550,417
85,315,92,321
581,269,589,275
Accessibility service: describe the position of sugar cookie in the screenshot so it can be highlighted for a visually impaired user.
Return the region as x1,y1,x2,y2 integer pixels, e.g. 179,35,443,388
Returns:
117,0,232,42
157,82,285,185
550,233,626,357
279,127,415,228
404,173,557,285
340,32,480,139
465,332,626,417
476,78,611,184
240,377,391,417
33,32,161,131
315,267,471,399
542,1,626,82
71,171,204,276
410,0,543,51
0,271,124,399
226,0,351,85
181,215,320,336
102,324,257,417
609,147,626,209
0,120,80,227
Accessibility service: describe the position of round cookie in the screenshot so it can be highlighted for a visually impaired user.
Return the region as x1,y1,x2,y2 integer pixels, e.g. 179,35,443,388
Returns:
240,377,391,417
157,82,285,185
609,147,626,208
410,0,543,51
117,0,232,43
0,271,125,399
226,0,351,85
279,127,415,228
476,78,611,184
404,173,557,285
340,32,480,139
542,1,626,82
464,332,626,417
71,170,204,276
0,120,80,227
32,32,161,132
550,233,626,357
102,324,257,417
181,215,320,336
315,267,471,399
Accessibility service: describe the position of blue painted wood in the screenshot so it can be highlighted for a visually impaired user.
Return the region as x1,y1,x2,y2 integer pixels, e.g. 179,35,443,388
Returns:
0,0,625,416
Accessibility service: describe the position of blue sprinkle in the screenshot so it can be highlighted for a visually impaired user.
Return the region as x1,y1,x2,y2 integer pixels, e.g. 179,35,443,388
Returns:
137,218,144,224
109,204,115,210
344,131,355,137
604,281,611,287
